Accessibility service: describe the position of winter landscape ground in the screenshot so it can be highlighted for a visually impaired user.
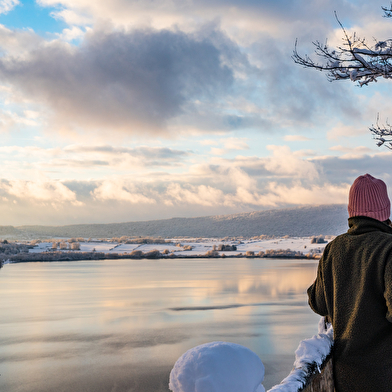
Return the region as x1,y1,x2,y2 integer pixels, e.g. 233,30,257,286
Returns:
28,235,329,257
0,205,346,263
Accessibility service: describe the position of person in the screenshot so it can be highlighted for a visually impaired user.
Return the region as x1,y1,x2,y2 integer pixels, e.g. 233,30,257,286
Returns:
307,173,392,392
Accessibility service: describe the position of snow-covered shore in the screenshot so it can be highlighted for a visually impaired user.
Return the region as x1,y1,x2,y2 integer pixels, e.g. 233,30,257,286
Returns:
0,235,331,263
29,235,330,256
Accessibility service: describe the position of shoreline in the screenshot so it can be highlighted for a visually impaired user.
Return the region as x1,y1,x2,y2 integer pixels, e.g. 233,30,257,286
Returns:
1,235,328,265
3,251,321,264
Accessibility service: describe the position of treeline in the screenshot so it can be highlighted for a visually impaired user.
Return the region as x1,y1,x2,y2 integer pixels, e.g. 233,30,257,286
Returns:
8,250,162,262
110,237,168,244
6,249,321,263
205,249,319,259
0,241,31,258
9,251,107,262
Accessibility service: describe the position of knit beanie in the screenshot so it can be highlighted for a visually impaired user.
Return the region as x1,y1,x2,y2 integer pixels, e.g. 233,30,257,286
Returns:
348,174,390,221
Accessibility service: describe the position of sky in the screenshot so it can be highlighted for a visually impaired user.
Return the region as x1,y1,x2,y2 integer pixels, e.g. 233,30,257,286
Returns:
0,0,392,226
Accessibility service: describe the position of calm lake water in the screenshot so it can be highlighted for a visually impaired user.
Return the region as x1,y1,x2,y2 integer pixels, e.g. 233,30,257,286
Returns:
0,258,321,391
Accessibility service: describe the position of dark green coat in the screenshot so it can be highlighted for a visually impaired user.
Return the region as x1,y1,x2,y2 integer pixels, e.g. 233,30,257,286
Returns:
308,216,392,392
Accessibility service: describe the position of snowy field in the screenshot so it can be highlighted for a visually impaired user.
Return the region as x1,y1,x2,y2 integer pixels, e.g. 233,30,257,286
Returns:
28,236,332,257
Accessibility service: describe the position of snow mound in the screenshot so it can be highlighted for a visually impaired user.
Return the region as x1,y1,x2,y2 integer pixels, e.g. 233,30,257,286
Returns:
169,341,265,392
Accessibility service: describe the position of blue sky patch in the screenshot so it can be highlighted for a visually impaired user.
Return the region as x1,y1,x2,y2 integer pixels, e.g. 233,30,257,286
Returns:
0,0,67,35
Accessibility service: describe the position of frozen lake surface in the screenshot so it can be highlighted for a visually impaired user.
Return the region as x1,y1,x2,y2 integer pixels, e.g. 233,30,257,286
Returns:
0,258,320,391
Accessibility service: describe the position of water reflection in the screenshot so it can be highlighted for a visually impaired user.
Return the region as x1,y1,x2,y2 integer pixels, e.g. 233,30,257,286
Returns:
0,258,320,391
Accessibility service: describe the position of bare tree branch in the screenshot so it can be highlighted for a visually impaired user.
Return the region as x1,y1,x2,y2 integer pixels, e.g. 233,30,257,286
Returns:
293,7,392,150
382,3,392,17
369,115,392,149
292,11,392,87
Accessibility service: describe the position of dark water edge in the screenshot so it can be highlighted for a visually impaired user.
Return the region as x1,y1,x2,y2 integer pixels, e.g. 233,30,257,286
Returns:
6,252,319,263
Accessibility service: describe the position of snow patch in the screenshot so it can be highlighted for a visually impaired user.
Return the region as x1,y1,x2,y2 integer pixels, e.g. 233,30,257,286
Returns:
169,341,265,392
267,317,333,391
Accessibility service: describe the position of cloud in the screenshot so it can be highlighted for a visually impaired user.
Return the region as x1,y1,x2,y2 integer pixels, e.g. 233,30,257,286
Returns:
310,152,392,184
2,148,384,225
165,183,225,207
0,0,374,141
36,0,305,33
262,181,350,206
223,137,249,150
50,8,92,26
35,0,376,43
248,35,362,131
210,137,249,155
91,179,156,204
2,177,83,206
327,123,368,139
55,26,87,42
293,149,317,157
0,27,240,136
0,24,43,57
264,145,319,180
0,144,192,177
0,109,29,132
0,0,19,15
329,145,373,157
64,145,191,167
3,143,386,224
0,145,61,157
0,1,375,139
162,179,350,209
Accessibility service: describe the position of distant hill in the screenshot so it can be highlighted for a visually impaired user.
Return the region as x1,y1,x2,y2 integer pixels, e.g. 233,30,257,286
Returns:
1,205,349,240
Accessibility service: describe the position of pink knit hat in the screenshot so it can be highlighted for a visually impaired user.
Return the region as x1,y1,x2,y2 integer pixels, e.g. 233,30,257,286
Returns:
348,174,390,221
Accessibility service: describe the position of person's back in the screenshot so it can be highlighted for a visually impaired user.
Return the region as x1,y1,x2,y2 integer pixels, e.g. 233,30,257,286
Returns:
307,174,392,392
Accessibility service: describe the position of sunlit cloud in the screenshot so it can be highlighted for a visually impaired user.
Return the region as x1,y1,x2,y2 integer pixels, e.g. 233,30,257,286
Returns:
50,8,92,26
210,137,249,155
55,26,87,42
2,177,83,206
0,144,191,175
292,150,317,157
327,123,368,140
329,145,373,157
263,181,350,206
0,0,19,15
165,183,225,207
264,145,319,180
91,179,156,204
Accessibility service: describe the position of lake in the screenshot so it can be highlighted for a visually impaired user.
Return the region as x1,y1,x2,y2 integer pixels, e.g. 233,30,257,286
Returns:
0,258,321,391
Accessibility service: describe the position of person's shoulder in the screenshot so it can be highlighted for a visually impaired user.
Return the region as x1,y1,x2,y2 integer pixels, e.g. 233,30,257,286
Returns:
326,233,347,245
377,229,392,247
320,233,349,257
